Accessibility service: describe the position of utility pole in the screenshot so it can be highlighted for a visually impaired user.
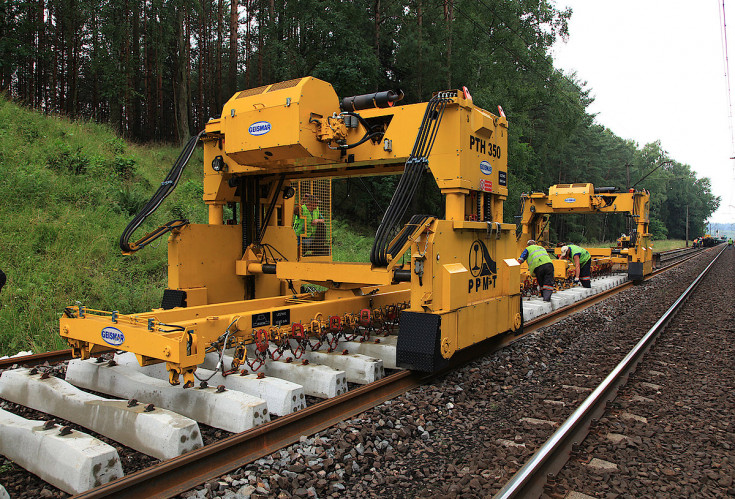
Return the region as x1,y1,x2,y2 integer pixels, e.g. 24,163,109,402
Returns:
625,163,631,190
685,205,689,247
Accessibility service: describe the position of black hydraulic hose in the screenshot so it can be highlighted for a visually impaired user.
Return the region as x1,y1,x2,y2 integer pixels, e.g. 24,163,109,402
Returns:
254,177,261,238
387,214,432,259
241,177,250,254
370,92,453,266
337,131,384,150
119,131,204,253
240,176,256,300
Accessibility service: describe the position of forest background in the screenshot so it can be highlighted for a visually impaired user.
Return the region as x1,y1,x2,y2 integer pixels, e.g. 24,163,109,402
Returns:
1,0,720,240
0,0,722,353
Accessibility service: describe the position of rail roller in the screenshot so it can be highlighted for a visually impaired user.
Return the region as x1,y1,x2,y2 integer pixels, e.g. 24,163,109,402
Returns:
516,184,652,281
60,77,523,386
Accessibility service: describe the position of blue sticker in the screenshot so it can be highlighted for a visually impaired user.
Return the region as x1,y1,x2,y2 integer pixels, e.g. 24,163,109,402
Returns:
480,160,492,175
564,197,576,203
101,326,125,346
248,121,272,136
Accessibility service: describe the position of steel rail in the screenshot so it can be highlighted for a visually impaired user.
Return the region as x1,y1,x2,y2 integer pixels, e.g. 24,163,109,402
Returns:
0,349,76,369
0,247,710,498
493,245,726,499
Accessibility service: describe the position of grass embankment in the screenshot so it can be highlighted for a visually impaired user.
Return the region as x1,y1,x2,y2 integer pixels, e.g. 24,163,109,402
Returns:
0,98,206,355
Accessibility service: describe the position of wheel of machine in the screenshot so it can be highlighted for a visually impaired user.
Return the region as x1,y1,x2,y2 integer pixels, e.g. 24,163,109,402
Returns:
441,337,452,357
512,312,522,331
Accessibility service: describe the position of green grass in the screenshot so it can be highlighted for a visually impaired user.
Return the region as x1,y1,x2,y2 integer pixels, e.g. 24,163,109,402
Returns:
0,97,206,356
649,239,689,252
331,220,375,262
331,220,411,264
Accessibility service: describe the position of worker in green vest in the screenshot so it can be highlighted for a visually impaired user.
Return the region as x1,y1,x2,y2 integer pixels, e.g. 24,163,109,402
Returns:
560,244,592,288
518,240,555,302
293,194,325,253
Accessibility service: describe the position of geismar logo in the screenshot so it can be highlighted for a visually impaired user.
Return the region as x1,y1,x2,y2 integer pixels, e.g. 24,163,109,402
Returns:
101,327,125,346
248,121,271,136
468,239,497,292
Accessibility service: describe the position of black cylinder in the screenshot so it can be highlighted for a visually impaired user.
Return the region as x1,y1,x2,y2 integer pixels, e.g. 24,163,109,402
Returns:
261,264,277,274
394,269,412,282
341,90,404,111
594,186,617,193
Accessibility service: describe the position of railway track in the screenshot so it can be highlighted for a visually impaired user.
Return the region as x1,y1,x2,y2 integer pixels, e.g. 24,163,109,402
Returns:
653,245,701,267
0,245,713,498
494,244,728,498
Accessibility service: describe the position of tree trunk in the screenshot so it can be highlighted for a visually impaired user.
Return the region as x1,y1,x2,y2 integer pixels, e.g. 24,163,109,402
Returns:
216,0,223,107
257,4,263,85
131,0,141,137
229,0,238,96
174,4,190,144
36,0,44,108
417,0,423,99
244,0,251,87
198,4,205,129
445,0,453,88
374,0,380,59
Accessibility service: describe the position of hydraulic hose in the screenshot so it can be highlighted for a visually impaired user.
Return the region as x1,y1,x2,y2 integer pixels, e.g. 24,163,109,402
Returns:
119,131,205,253
370,92,454,266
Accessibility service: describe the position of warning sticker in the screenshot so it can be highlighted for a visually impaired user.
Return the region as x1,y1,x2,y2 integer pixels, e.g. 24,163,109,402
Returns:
479,179,493,192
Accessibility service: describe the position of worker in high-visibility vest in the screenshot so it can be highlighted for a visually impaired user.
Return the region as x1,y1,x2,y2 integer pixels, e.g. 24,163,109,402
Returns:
560,244,592,288
293,194,325,253
518,240,555,302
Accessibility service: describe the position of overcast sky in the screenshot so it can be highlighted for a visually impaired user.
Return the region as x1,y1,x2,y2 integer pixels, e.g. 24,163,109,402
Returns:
551,0,735,224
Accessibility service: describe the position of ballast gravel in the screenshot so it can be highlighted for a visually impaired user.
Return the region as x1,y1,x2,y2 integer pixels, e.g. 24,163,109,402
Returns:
547,247,735,498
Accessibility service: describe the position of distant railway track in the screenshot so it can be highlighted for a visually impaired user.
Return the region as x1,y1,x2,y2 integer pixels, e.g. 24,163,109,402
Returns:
0,245,715,498
653,244,701,266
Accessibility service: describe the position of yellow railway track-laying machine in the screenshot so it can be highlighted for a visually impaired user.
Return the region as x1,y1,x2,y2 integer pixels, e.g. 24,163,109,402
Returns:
60,77,524,386
516,184,652,281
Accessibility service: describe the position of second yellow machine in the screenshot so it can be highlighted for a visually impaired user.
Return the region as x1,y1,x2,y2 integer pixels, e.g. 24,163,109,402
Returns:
60,77,523,385
516,183,652,281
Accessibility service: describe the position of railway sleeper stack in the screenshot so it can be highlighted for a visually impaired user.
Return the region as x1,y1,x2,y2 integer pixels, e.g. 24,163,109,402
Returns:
64,359,270,433
113,352,307,416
